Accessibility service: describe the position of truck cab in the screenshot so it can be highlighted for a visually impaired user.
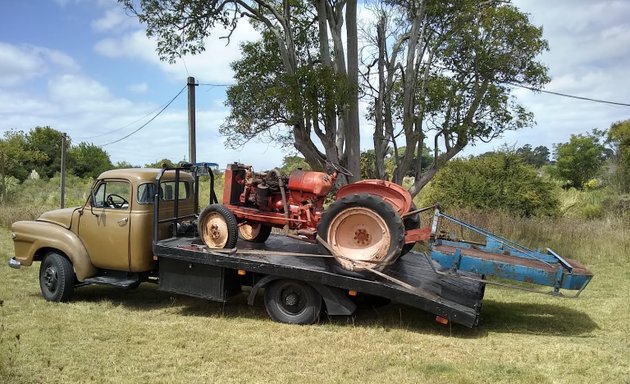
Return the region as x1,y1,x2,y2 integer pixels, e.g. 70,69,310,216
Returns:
9,168,195,301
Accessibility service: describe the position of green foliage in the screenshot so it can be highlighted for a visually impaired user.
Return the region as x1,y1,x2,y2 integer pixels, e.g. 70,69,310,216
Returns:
221,31,353,151
607,119,630,192
420,152,559,217
552,133,606,189
27,126,66,179
113,161,137,169
0,130,46,181
515,144,550,167
68,143,113,179
280,155,311,174
144,158,176,168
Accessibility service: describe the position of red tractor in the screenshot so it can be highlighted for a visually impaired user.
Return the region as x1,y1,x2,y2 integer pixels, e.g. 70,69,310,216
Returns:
198,163,427,272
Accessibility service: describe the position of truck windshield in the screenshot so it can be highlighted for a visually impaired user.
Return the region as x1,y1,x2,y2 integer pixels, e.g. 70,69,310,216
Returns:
137,181,190,204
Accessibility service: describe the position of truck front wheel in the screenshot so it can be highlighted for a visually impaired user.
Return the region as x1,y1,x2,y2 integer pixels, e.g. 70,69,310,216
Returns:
39,252,75,302
264,280,322,324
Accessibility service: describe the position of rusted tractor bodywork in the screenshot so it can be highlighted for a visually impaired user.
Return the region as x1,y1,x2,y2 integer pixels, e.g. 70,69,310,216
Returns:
197,163,426,273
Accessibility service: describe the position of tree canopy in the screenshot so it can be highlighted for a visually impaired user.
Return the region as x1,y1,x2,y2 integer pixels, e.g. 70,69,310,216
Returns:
607,119,630,193
553,133,606,189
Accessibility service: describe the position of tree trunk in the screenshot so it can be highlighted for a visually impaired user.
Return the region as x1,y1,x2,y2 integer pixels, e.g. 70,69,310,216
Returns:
345,0,360,181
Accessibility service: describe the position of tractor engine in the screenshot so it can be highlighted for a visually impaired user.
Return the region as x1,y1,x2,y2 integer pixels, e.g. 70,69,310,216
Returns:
224,163,335,230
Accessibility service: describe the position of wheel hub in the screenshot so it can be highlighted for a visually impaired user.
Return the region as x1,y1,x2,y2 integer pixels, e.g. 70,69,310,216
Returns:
284,293,298,307
210,223,221,239
353,228,371,245
44,266,58,292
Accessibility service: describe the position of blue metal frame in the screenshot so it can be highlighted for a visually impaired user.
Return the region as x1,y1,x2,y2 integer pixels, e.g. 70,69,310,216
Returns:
428,209,593,293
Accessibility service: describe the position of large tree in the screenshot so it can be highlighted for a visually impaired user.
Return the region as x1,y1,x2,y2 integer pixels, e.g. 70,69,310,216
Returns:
121,0,361,181
363,0,549,195
68,143,113,179
122,0,548,194
553,133,606,189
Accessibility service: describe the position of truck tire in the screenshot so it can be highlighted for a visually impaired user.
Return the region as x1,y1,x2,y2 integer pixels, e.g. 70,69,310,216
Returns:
39,252,75,302
198,204,238,249
239,222,272,243
318,193,405,273
264,280,322,324
401,203,420,255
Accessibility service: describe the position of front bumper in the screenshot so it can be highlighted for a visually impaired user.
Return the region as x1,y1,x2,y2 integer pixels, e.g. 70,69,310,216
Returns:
8,257,21,269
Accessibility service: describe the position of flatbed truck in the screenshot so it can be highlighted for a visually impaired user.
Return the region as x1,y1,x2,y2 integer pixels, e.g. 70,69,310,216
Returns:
8,163,590,328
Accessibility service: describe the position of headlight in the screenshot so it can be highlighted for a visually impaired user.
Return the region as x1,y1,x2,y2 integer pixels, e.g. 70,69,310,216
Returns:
10,232,17,239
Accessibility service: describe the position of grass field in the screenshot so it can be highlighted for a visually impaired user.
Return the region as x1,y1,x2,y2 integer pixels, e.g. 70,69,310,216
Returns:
1,214,629,384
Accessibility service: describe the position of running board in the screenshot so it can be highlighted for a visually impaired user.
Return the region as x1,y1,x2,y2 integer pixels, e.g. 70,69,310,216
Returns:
83,273,140,288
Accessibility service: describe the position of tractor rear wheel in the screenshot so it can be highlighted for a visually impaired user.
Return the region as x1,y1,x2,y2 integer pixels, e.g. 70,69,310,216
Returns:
318,193,405,272
198,205,238,249
239,222,272,243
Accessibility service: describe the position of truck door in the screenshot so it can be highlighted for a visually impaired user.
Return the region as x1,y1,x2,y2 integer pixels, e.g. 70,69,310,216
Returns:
79,179,131,271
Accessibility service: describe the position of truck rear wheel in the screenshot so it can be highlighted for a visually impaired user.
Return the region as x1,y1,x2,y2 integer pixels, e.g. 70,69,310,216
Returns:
264,280,322,324
239,222,272,243
39,252,75,302
198,205,238,249
318,193,405,272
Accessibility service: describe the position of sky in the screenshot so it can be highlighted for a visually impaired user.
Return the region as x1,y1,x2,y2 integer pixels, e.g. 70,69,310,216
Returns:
0,0,628,170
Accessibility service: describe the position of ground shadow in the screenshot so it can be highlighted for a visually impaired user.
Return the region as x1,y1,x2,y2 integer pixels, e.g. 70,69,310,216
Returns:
475,300,599,336
60,284,598,337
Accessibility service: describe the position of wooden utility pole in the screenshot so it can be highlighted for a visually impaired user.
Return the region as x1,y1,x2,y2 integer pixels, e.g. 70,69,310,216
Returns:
60,133,67,208
187,76,197,164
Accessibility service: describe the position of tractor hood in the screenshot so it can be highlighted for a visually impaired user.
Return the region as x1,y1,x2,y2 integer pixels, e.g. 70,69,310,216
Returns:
37,207,79,229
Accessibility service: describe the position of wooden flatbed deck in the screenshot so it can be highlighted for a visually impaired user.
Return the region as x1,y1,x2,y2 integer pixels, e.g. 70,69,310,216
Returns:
154,235,486,328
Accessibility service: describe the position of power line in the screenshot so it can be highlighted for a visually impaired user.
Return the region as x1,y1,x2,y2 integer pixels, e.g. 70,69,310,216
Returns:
508,82,630,107
99,85,186,147
75,99,176,140
198,83,231,87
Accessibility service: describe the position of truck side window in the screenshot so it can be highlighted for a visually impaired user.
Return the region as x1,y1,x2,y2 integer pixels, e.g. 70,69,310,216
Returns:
137,183,156,204
137,182,190,204
92,180,130,209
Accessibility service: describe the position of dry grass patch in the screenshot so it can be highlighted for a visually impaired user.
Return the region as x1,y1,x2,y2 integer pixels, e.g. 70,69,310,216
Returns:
1,215,629,383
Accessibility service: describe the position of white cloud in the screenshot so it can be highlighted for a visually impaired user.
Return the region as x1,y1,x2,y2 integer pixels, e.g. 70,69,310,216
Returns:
92,7,138,33
127,82,149,93
94,23,260,84
0,43,79,87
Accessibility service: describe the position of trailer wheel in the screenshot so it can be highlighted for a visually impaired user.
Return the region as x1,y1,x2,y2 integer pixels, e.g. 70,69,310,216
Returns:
239,222,272,243
39,252,75,302
264,280,322,324
401,203,420,255
198,204,238,249
318,193,405,272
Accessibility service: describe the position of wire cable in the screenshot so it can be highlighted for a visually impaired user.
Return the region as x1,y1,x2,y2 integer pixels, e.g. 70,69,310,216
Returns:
508,82,630,107
99,85,186,147
75,100,174,140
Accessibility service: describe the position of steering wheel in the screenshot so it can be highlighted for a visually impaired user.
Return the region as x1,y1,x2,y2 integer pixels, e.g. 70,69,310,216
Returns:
106,193,128,209
328,161,354,177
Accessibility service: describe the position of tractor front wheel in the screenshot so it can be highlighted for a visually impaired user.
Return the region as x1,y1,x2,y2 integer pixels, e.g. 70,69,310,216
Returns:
198,205,238,249
318,193,405,272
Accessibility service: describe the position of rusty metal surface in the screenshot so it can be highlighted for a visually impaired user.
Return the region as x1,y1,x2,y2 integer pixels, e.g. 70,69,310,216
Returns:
432,244,592,276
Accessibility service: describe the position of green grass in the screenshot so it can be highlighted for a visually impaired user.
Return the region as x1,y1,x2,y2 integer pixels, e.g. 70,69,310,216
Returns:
1,214,629,383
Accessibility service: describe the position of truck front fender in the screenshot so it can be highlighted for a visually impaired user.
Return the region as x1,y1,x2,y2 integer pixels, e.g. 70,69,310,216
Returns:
11,220,97,281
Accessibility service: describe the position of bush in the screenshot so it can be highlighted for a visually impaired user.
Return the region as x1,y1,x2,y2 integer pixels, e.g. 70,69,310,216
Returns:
419,152,560,217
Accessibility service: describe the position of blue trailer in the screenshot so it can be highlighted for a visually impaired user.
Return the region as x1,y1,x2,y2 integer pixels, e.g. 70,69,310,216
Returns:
424,208,593,296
